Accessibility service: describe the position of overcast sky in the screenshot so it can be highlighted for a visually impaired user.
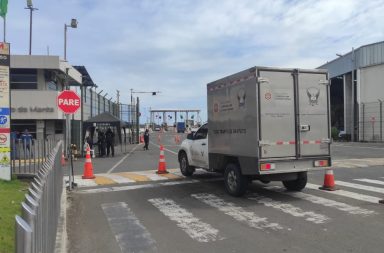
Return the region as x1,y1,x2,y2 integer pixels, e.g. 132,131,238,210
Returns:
5,0,384,122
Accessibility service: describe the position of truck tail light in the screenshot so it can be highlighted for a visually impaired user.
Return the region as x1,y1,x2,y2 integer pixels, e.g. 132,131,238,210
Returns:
260,163,275,171
314,160,329,167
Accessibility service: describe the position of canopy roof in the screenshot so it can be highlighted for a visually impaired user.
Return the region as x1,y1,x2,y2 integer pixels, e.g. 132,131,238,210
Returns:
85,112,128,126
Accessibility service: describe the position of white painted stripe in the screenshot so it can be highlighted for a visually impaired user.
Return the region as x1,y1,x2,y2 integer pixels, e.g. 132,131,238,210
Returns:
266,185,376,216
306,183,381,204
107,144,141,174
78,179,200,194
73,175,98,187
354,178,384,186
336,180,384,194
98,173,135,184
191,193,283,230
247,193,329,224
148,198,222,242
102,202,157,252
150,141,178,155
332,144,384,150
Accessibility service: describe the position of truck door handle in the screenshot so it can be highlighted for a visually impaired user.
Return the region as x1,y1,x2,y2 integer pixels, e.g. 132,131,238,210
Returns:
202,143,207,146
300,125,310,132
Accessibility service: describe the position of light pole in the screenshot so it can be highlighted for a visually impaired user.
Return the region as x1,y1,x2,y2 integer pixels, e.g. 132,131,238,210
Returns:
25,0,38,55
64,18,78,61
130,90,161,143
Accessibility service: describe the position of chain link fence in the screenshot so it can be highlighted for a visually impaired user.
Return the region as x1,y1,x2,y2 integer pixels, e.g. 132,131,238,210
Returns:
360,101,384,142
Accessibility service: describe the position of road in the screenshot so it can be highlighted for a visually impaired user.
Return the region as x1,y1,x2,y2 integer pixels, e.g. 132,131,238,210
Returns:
67,132,384,253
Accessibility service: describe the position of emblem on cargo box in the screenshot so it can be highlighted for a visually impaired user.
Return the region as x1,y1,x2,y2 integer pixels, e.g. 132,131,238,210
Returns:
237,88,246,108
306,87,320,106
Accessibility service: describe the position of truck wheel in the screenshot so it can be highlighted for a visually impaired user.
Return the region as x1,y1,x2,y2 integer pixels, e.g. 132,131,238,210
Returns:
282,172,307,191
224,163,248,197
179,152,195,177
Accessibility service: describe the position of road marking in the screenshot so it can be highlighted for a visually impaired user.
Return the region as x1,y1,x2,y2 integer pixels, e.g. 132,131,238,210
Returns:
150,141,178,155
191,193,283,231
101,202,157,253
94,175,117,185
148,198,222,242
107,144,141,174
73,175,98,187
336,180,384,194
134,171,168,181
247,193,330,224
78,179,200,194
118,172,150,182
98,173,135,184
158,173,183,180
305,183,381,204
266,185,376,216
354,178,384,186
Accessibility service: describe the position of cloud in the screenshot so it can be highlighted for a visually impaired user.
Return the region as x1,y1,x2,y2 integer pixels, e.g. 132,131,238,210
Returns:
5,0,384,122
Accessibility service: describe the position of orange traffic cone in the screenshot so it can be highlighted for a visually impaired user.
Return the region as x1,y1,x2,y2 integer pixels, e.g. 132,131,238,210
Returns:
61,152,66,166
156,145,168,174
140,135,144,143
82,146,95,179
319,169,337,191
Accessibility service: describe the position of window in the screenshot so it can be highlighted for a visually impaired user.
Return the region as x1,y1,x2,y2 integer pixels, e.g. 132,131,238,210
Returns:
194,124,208,140
10,69,38,89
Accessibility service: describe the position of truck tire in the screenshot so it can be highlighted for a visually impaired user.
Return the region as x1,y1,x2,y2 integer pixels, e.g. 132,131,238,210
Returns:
282,172,307,191
224,163,248,197
179,152,195,177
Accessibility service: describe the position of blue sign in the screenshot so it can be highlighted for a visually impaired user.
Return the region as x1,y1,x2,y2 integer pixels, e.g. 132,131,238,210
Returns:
0,115,7,125
0,108,10,115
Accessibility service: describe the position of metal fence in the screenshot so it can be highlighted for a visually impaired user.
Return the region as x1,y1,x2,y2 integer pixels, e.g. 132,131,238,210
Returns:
15,141,63,253
11,139,58,176
360,101,384,142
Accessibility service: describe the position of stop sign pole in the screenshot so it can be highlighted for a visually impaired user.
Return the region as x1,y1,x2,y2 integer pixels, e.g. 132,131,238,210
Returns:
57,89,81,190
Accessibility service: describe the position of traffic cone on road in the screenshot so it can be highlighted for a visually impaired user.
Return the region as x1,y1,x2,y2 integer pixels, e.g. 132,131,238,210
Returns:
61,152,66,166
140,135,144,143
319,169,337,191
82,146,95,179
156,145,168,174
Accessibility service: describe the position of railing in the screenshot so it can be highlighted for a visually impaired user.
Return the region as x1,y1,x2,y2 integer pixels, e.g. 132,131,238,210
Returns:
15,141,63,253
11,139,58,176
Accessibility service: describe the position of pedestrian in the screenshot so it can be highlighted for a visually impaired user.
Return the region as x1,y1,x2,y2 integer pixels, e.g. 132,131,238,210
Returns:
98,131,106,157
143,129,149,150
106,128,115,157
21,129,33,158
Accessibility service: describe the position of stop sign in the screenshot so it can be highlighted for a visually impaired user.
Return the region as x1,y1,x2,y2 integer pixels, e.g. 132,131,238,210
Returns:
57,90,81,114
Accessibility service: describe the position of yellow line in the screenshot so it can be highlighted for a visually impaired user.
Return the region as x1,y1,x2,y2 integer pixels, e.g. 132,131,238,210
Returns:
94,176,117,185
118,172,150,182
158,173,183,180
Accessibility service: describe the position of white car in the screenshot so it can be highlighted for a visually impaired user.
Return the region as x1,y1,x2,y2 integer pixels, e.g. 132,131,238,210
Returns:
178,124,208,176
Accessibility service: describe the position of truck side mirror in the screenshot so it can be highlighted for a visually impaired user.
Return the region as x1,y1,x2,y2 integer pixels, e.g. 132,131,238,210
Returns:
187,133,194,140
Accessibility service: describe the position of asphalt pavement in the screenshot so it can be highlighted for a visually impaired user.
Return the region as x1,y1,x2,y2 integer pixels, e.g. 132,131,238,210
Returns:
65,134,384,253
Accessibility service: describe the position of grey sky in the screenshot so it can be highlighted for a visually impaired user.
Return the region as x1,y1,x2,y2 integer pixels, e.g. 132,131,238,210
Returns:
5,0,384,122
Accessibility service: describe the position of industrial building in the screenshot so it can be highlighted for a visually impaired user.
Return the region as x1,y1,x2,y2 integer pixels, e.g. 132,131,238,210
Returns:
319,41,384,142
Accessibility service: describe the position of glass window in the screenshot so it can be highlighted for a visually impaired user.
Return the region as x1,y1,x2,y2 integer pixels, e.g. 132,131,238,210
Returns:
194,124,208,140
10,69,38,89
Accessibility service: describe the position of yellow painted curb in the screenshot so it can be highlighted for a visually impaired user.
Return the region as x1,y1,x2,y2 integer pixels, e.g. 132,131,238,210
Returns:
118,172,150,182
94,176,117,185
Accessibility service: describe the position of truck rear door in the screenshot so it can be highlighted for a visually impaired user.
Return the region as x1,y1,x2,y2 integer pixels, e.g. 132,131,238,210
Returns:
298,71,330,156
258,70,296,159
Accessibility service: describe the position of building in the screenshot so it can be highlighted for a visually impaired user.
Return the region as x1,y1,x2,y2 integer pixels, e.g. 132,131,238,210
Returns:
10,55,123,149
319,41,384,142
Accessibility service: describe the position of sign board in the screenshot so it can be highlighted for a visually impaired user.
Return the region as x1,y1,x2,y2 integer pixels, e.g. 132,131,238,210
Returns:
0,42,10,181
57,90,81,114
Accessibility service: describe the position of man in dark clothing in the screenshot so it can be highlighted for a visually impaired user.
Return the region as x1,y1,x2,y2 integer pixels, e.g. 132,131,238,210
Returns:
98,131,106,157
106,128,115,157
21,129,33,158
143,129,149,150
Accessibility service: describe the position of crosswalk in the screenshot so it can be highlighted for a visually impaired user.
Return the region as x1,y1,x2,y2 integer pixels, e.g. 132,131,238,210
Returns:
98,176,384,251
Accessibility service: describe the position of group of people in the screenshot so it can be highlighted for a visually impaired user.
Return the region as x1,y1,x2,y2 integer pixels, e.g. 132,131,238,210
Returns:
86,128,115,157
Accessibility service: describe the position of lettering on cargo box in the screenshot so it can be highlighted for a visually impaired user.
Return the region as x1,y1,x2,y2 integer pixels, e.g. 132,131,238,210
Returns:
213,129,246,135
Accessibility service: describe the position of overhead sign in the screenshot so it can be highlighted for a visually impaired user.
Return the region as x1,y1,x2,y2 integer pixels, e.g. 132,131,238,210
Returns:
57,90,81,114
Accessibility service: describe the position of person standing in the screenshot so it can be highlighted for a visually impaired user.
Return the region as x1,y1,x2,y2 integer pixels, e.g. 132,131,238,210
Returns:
98,131,106,157
21,129,33,158
106,128,115,157
143,129,149,150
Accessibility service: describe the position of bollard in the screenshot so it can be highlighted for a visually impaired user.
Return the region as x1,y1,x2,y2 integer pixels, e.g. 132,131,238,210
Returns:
21,202,36,253
15,215,33,253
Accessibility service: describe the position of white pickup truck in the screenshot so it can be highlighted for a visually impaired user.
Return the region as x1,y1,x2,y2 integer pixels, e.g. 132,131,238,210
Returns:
178,66,331,196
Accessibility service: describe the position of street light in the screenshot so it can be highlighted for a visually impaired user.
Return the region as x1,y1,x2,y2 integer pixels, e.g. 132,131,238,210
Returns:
25,0,38,55
64,18,78,61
